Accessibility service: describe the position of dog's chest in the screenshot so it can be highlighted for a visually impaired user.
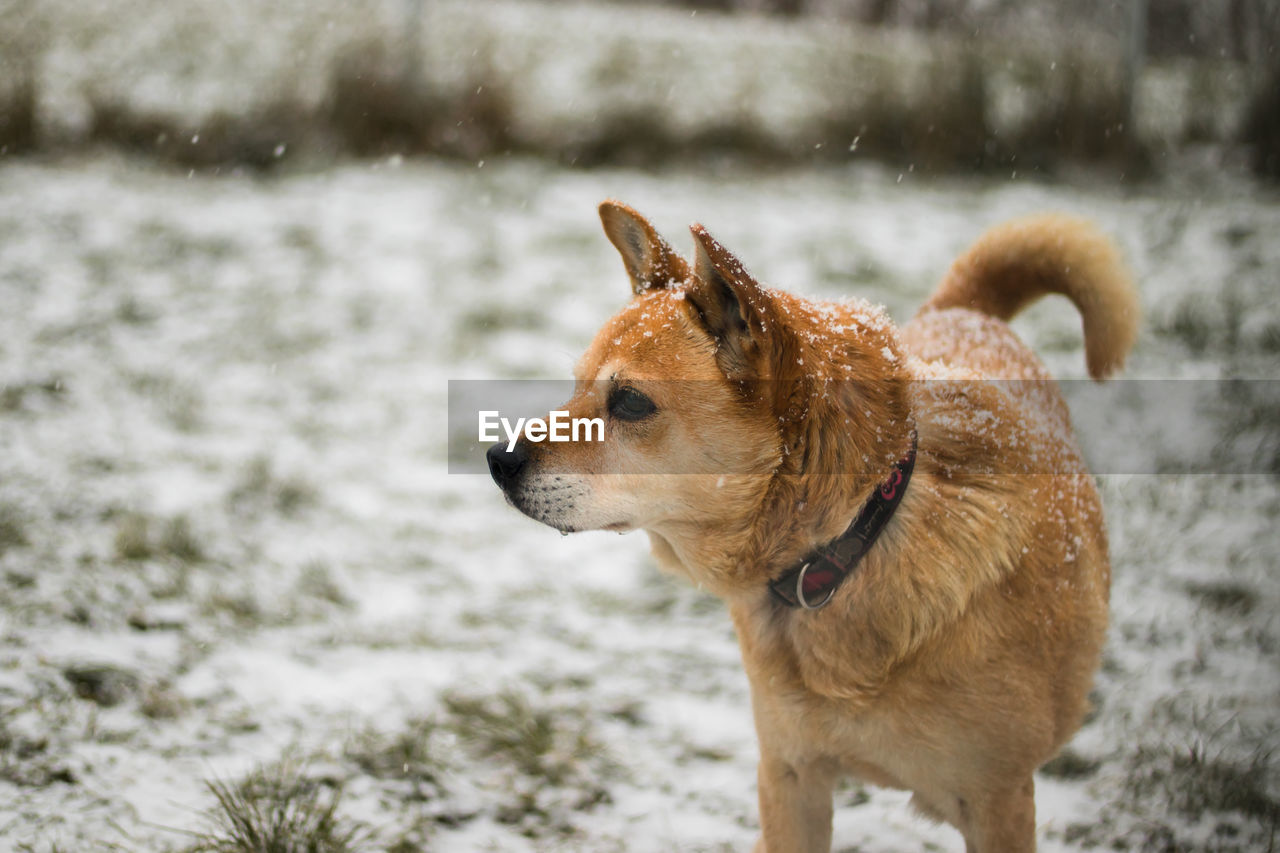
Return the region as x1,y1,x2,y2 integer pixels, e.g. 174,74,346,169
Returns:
752,666,912,785
735,614,905,772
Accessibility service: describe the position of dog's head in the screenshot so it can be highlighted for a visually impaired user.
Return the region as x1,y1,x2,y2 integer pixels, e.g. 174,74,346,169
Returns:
488,201,912,594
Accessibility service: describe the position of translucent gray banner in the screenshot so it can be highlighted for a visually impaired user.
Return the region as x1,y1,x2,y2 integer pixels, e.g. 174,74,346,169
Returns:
448,380,1279,476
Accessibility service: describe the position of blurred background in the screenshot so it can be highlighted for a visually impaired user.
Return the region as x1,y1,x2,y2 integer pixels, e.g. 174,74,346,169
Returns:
2,0,1278,177
1,2,1278,852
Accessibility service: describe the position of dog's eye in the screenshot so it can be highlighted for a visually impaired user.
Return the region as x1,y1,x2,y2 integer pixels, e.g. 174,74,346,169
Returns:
608,387,656,421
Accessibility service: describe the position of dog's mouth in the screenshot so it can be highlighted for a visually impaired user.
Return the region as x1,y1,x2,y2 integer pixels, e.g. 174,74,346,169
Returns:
523,506,633,536
501,482,631,535
487,445,634,535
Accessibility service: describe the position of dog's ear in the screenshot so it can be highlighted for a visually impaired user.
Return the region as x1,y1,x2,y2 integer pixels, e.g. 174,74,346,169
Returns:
599,200,690,295
686,224,778,379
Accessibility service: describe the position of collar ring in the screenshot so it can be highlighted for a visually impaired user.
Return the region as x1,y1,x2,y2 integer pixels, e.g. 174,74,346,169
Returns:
795,561,836,610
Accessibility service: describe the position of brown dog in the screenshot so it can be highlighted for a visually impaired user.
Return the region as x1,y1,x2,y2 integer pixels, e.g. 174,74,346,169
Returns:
487,201,1138,852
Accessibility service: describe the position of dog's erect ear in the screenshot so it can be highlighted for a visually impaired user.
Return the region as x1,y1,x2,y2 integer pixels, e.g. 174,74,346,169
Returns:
686,224,777,379
599,200,690,295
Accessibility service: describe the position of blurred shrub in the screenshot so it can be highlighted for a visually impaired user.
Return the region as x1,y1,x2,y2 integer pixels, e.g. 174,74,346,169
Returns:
1011,49,1133,168
0,0,37,156
81,36,517,169
327,39,435,156
0,76,35,155
328,39,514,159
564,108,786,167
90,99,318,169
1241,63,1280,180
0,0,1253,175
816,46,991,171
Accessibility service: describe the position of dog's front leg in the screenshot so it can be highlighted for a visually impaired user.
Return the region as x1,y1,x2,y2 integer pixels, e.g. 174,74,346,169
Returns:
961,776,1037,853
753,753,837,853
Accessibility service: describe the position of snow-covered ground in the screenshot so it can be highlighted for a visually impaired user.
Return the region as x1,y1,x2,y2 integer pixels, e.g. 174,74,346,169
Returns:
0,152,1277,851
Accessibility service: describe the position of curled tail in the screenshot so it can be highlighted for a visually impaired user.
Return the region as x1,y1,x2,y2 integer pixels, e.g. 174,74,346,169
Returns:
923,215,1140,379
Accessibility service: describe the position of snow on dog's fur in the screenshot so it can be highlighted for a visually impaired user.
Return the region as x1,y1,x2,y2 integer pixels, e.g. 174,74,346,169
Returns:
489,201,1138,852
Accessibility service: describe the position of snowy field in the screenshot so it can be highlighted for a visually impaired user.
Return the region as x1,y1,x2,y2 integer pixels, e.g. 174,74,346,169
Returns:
0,152,1277,851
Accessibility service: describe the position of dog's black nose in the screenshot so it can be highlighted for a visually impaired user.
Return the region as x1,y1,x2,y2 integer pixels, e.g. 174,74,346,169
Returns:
487,442,528,490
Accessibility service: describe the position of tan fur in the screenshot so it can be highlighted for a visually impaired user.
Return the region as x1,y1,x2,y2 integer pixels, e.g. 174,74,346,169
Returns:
495,201,1138,852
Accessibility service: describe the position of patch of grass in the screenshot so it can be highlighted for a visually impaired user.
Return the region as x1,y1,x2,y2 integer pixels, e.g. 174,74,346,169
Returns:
677,743,735,765
295,562,351,609
9,692,84,770
134,220,239,265
114,512,206,564
1066,739,1280,850
195,562,352,630
128,371,206,432
442,689,595,785
0,708,63,788
0,502,29,554
1186,579,1260,616
0,376,66,413
343,715,481,848
344,716,448,801
1128,739,1279,824
143,560,193,601
1117,698,1280,843
188,761,371,853
202,588,264,628
1040,746,1102,780
114,513,153,561
228,456,319,518
1260,322,1280,354
437,687,614,835
0,742,78,788
1212,380,1280,476
62,664,141,708
1160,298,1216,355
140,681,190,721
115,294,155,326
161,515,205,564
1156,288,1279,364
1075,690,1280,849
837,780,871,808
457,305,546,335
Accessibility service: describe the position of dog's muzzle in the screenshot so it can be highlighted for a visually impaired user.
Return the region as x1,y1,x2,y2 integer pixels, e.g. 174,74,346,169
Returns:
486,442,528,492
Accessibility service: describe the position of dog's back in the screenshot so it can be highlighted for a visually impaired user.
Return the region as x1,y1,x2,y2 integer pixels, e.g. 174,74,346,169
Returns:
901,214,1139,440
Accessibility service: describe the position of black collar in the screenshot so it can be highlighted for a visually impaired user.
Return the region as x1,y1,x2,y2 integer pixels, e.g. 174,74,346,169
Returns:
769,434,917,610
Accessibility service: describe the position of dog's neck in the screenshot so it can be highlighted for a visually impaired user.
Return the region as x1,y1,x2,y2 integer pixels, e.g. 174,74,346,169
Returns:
766,434,917,609
643,430,918,601
647,292,918,599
